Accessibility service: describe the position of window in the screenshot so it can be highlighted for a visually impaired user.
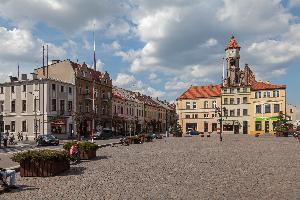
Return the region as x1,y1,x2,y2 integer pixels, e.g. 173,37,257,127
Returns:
223,89,227,93
255,92,258,98
22,121,27,132
258,92,261,98
79,85,82,94
68,101,72,111
0,101,3,112
23,85,26,92
224,98,228,105
11,86,15,93
243,97,248,104
290,108,293,113
86,105,89,112
11,121,15,132
212,101,216,108
237,88,240,93
121,107,123,114
237,98,240,104
243,88,247,92
69,87,72,94
276,91,280,97
264,104,271,113
79,104,83,112
255,121,262,131
212,113,215,118
230,98,234,105
263,92,266,98
230,88,234,93
60,86,64,92
204,101,208,108
195,114,198,119
256,105,261,113
22,100,26,112
0,87,3,94
52,99,56,111
204,113,209,118
274,104,280,113
230,110,235,117
60,100,65,112
86,86,89,94
52,84,56,91
243,109,248,116
192,102,196,109
267,91,270,98
237,109,240,116
186,102,190,109
11,100,15,112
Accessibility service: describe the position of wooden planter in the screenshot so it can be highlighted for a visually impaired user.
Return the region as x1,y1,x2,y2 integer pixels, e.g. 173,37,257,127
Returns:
80,150,97,160
20,159,70,177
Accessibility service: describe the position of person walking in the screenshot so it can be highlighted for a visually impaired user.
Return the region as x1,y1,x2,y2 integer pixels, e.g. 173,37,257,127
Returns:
3,133,8,147
0,167,18,191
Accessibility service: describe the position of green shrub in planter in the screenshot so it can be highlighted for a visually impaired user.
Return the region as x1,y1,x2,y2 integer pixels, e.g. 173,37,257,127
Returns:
12,149,69,163
63,141,100,151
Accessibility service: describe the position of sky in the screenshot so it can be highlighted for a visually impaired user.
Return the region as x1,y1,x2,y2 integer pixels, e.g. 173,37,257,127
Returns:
0,0,299,109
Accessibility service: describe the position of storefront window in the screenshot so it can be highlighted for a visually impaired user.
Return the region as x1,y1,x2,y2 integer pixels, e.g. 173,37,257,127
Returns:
255,121,262,131
223,125,233,131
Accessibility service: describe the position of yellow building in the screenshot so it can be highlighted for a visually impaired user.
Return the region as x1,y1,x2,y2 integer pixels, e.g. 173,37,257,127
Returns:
176,85,221,133
249,82,286,135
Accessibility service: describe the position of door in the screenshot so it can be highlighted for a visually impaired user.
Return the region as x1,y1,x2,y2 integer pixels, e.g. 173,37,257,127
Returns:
234,125,239,134
243,121,248,134
212,123,217,132
204,122,208,132
265,121,270,133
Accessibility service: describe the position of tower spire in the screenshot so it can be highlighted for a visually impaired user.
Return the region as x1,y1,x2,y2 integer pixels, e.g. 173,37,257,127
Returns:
93,23,96,71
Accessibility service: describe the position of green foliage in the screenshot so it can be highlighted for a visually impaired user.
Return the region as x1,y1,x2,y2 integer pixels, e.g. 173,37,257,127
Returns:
63,141,99,151
274,112,293,133
171,121,183,137
11,149,69,163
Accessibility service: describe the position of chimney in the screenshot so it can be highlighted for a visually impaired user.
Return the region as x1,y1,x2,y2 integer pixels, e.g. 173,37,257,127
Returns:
51,60,60,64
21,74,27,81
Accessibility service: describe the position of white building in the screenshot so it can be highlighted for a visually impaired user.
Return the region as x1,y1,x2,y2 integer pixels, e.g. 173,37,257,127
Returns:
0,74,76,140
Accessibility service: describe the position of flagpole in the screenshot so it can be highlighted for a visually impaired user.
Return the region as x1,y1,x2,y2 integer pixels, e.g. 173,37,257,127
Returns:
92,23,96,143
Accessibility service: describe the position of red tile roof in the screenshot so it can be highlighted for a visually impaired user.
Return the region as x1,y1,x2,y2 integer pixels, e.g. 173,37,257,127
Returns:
225,36,241,50
251,81,286,91
177,85,221,100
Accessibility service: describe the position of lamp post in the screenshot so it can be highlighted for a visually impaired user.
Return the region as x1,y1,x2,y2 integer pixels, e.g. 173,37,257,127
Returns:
29,91,38,140
215,106,228,141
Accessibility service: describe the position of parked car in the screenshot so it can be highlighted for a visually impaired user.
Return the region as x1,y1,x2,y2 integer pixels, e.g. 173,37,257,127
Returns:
36,135,59,146
93,129,113,140
189,130,200,135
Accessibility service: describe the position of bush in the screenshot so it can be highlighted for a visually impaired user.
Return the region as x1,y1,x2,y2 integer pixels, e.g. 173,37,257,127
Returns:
11,149,69,163
63,141,100,151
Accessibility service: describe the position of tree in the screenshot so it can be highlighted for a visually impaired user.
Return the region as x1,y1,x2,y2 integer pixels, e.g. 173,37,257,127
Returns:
274,112,293,137
171,121,183,137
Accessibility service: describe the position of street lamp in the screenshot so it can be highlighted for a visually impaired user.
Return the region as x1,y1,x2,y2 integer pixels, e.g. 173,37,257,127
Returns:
215,106,228,141
29,91,38,140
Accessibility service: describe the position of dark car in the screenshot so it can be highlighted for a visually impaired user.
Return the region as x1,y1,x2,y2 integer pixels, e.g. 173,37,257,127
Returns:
36,135,59,146
189,130,200,135
92,129,113,140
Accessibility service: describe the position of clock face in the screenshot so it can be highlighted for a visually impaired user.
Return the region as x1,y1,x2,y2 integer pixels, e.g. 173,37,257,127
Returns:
229,49,235,57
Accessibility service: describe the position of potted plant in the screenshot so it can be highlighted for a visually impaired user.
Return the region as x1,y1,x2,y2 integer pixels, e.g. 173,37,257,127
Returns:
11,149,70,177
63,141,99,160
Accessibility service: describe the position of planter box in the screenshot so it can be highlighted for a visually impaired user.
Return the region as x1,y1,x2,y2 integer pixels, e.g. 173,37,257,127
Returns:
20,159,70,177
80,150,97,160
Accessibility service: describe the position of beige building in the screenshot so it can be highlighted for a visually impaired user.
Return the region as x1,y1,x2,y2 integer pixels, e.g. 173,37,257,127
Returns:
176,85,221,133
0,74,75,140
35,60,112,138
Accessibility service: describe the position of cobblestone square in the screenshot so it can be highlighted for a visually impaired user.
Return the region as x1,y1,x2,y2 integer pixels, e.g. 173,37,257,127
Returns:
2,135,300,200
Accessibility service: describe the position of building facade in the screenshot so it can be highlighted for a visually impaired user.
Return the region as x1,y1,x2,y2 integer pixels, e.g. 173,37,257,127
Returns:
0,74,75,140
35,60,112,137
176,36,287,136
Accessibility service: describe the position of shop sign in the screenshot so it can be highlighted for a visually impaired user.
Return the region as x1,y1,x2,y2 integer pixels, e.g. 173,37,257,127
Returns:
255,117,279,121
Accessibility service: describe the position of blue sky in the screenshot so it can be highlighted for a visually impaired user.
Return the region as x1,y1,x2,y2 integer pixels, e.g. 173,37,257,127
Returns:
0,0,299,109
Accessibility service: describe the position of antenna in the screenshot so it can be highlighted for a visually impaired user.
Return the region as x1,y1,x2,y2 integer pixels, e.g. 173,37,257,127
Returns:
42,45,45,76
46,44,49,78
17,63,20,79
93,23,96,71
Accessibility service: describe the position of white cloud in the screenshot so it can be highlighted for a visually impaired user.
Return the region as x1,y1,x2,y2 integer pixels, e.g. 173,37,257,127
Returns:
165,80,190,91
204,38,218,47
105,19,131,37
96,59,105,72
289,0,300,7
113,73,165,98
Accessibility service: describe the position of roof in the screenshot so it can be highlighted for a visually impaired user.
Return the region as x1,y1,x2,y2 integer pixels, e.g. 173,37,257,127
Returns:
225,36,241,50
177,85,221,100
251,81,286,91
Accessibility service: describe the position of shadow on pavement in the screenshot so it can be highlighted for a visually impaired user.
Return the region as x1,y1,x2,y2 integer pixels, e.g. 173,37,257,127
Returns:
60,166,86,176
0,184,38,194
92,155,110,160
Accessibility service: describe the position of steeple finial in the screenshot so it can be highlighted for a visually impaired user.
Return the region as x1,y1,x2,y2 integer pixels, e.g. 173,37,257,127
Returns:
93,23,96,71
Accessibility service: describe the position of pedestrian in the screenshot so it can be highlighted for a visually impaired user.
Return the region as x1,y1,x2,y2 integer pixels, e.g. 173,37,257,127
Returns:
3,133,8,147
70,142,80,163
20,131,24,141
17,132,20,141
